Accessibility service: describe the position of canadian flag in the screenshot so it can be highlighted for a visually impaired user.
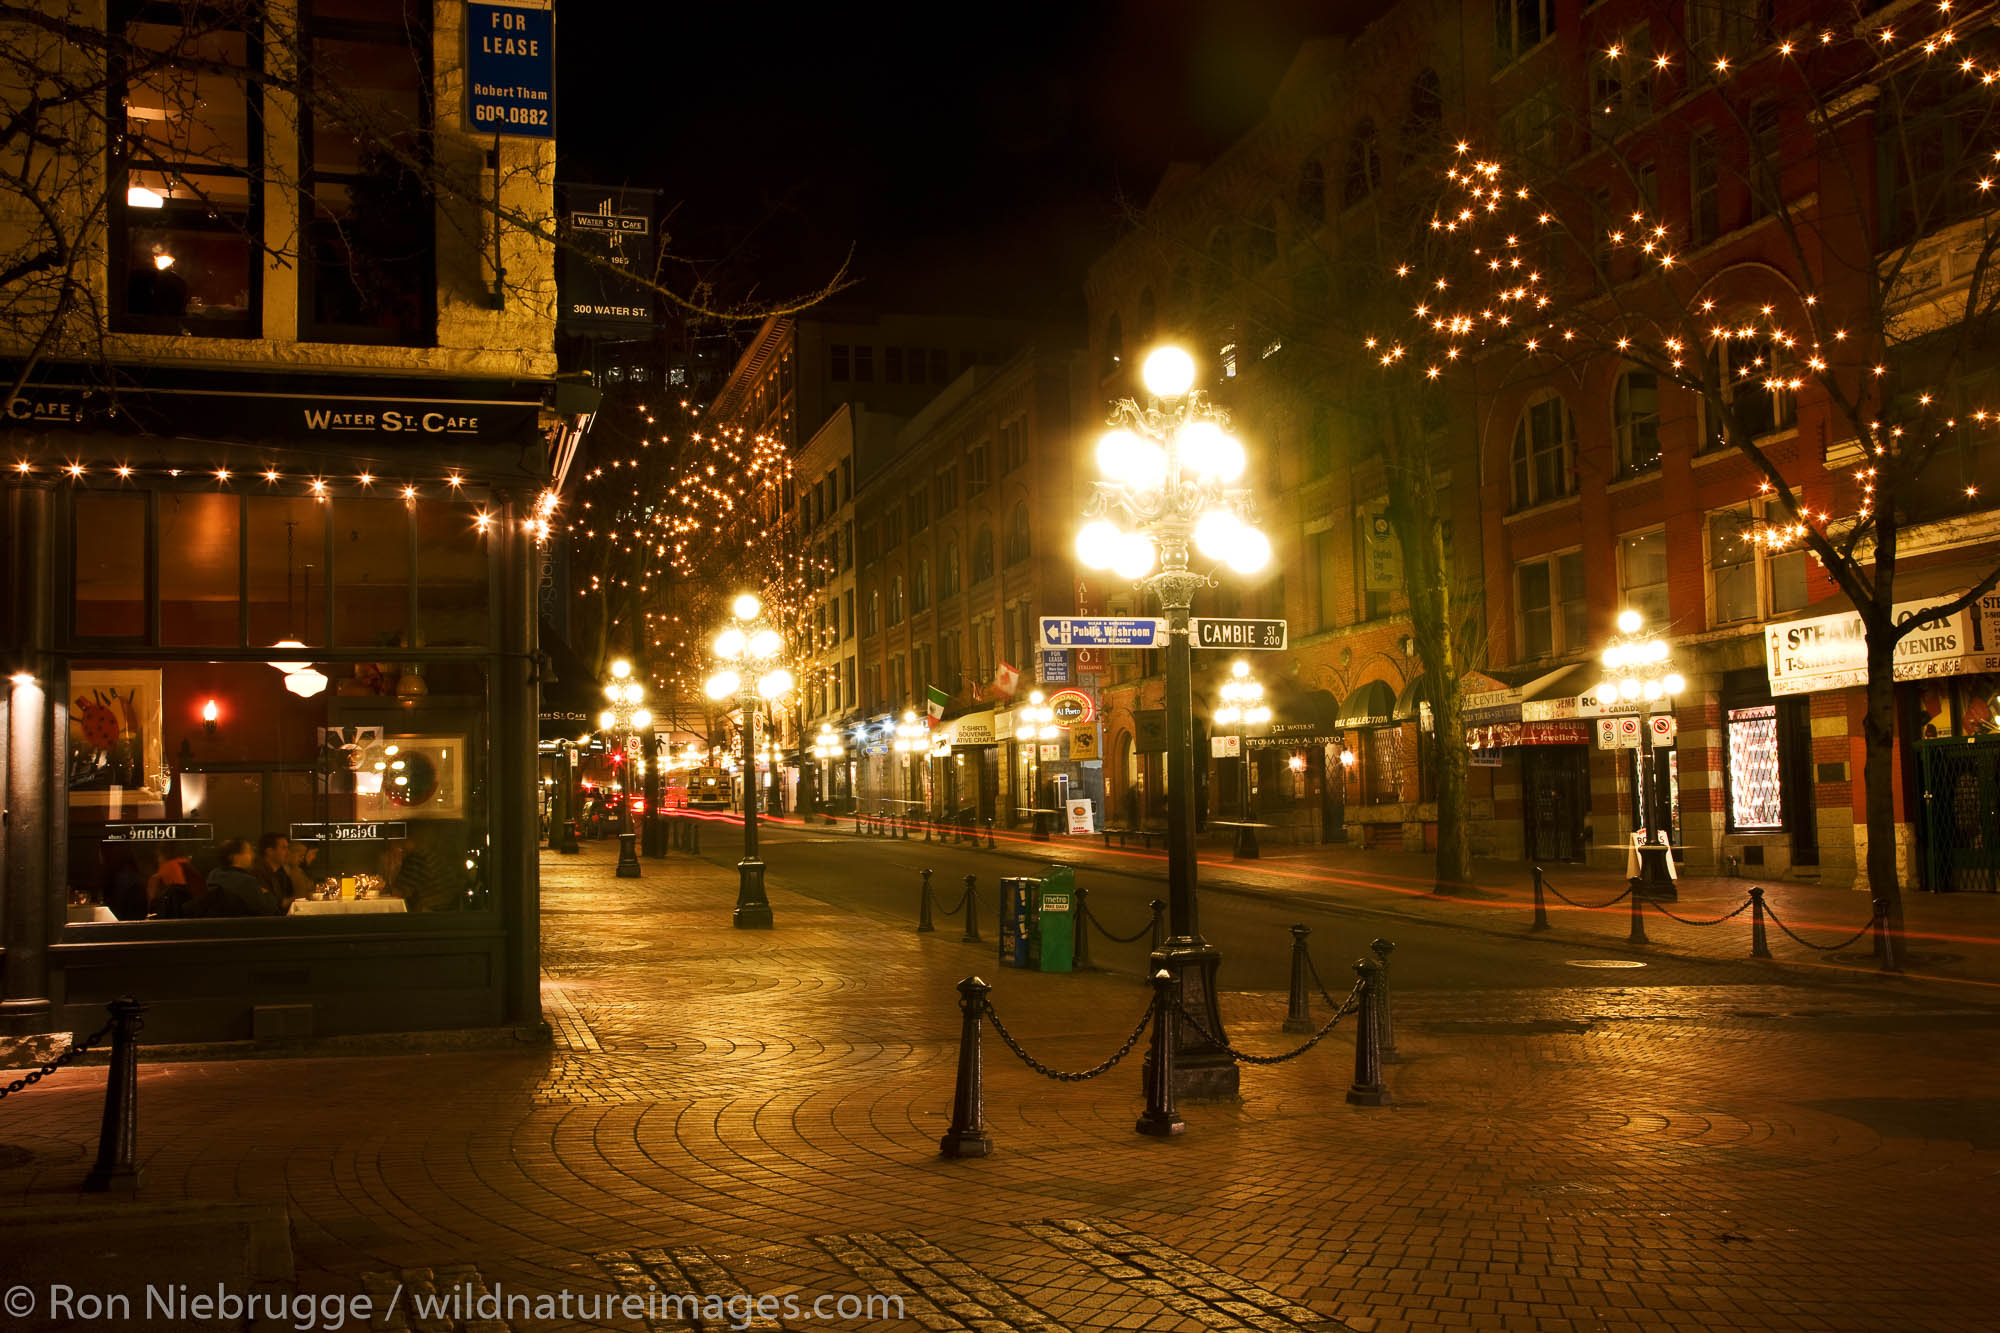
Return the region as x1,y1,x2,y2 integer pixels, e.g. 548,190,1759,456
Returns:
993,661,1020,697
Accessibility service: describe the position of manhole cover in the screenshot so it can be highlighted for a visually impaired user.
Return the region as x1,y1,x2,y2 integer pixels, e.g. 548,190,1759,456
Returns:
1565,959,1647,968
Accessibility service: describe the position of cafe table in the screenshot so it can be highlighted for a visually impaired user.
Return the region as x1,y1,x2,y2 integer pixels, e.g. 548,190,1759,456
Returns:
288,898,408,915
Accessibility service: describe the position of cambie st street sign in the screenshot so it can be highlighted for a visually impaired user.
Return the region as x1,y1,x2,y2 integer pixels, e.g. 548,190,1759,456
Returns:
1039,616,1167,649
1191,617,1288,651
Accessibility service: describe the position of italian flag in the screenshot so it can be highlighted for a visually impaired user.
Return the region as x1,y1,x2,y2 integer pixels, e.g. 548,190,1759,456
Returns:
926,685,948,722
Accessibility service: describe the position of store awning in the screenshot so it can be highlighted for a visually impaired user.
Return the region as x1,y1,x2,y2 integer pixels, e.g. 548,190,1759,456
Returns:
1394,674,1427,720
1245,687,1342,748
939,710,997,747
537,619,600,743
1336,679,1399,730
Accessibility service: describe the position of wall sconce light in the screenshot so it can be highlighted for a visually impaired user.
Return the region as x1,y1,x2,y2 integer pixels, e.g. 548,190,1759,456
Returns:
8,670,34,688
201,699,219,737
1288,753,1307,773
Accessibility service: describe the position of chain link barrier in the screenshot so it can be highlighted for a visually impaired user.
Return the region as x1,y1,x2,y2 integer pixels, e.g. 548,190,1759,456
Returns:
984,997,1153,1082
1302,947,1350,1013
1542,881,1634,911
0,1018,115,1101
1762,901,1880,954
1649,896,1755,928
1081,901,1154,944
1173,979,1365,1066
939,888,971,916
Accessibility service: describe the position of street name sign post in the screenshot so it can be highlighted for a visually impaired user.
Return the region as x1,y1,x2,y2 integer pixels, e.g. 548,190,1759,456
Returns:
1191,617,1288,651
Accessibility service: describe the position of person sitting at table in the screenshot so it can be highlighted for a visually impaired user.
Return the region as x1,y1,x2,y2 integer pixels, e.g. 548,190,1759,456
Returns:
146,845,202,918
104,848,151,921
198,837,282,917
382,828,453,912
282,839,317,902
254,833,296,909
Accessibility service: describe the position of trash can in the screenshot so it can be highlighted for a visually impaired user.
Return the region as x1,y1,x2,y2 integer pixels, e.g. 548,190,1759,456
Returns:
1035,866,1075,973
997,877,1033,968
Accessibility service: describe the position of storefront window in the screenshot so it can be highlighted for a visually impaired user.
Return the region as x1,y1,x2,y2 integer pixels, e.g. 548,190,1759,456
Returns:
1365,726,1400,804
161,492,242,646
248,496,329,647
334,497,413,645
74,494,148,638
1726,704,1784,829
68,657,490,920
414,501,491,646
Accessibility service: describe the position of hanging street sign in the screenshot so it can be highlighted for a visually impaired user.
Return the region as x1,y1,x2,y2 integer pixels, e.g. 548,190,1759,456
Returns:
1046,689,1096,727
1191,617,1289,651
465,2,556,139
1595,716,1644,750
1039,616,1167,649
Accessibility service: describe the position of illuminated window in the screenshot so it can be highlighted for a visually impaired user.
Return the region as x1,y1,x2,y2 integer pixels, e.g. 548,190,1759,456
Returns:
1726,705,1783,829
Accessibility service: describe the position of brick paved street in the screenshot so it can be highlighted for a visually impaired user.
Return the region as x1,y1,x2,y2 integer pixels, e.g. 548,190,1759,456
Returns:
4,838,1999,1331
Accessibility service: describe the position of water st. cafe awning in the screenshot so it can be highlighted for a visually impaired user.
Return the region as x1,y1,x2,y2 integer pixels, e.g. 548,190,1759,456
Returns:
537,618,601,744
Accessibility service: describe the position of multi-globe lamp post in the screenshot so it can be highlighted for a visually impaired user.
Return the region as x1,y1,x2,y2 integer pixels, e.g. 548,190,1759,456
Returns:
811,722,845,821
1212,659,1272,859
1594,609,1685,900
1017,690,1060,838
893,711,925,825
598,658,651,879
704,593,791,928
1073,344,1269,1099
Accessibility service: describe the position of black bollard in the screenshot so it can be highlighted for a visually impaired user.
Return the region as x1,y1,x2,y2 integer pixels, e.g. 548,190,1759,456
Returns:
986,818,996,849
559,818,581,854
918,869,936,933
1282,925,1312,1034
939,977,993,1159
1135,969,1185,1137
1628,886,1648,945
1073,886,1095,971
690,821,700,856
1148,898,1166,953
1873,897,1902,973
83,997,146,1192
962,875,982,943
855,809,863,835
1530,865,1551,931
1102,827,1112,849
924,813,932,842
1345,960,1390,1107
1749,887,1771,959
1370,938,1400,1063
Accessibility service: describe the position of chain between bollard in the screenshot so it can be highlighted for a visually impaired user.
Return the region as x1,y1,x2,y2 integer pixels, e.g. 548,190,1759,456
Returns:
1171,980,1364,1066
1542,880,1635,911
1300,946,1352,1013
1762,900,1882,954
1649,894,1756,928
0,1017,115,1100
1082,899,1156,944
983,997,1153,1082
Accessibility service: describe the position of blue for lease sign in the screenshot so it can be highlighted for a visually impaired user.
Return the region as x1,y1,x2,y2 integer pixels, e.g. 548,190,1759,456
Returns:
465,3,554,139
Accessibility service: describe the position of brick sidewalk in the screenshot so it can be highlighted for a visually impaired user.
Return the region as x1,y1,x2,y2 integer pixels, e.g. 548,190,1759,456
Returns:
1,838,1997,1331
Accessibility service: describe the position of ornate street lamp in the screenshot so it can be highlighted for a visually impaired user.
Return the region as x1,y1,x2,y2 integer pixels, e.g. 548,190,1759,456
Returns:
893,710,925,826
598,658,651,879
1594,608,1685,901
705,593,791,928
811,722,845,822
1213,659,1272,858
1017,690,1060,839
1073,344,1269,1099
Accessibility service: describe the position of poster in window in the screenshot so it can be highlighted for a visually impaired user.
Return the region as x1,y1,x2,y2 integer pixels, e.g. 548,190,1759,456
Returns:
316,725,385,795
67,668,167,817
357,735,465,821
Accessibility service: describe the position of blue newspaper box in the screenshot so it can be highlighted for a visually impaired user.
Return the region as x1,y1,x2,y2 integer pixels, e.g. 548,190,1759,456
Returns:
998,877,1033,967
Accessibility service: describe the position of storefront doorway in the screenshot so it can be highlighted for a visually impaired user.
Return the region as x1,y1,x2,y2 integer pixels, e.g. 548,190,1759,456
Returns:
1521,746,1588,862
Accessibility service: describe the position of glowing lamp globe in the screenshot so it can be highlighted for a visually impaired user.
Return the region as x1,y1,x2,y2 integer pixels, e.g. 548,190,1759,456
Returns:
1095,428,1143,480
631,708,653,729
1225,527,1271,574
1663,673,1686,695
598,709,616,731
733,593,762,620
1616,609,1643,634
1216,705,1240,724
1075,519,1122,570
283,668,328,698
1619,679,1641,700
1246,705,1271,725
748,628,782,659
704,670,740,701
611,658,632,679
1141,346,1197,399
267,640,311,674
1193,509,1243,561
757,668,795,700
1643,681,1663,702
714,627,747,659
1593,681,1617,705
1111,531,1156,580
1178,420,1246,481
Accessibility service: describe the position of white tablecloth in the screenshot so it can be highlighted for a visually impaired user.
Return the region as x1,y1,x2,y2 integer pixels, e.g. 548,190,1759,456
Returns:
1625,833,1679,881
289,899,407,915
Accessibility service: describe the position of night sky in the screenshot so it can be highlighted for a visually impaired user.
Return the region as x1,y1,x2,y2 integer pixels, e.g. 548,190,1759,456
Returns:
559,1,1394,326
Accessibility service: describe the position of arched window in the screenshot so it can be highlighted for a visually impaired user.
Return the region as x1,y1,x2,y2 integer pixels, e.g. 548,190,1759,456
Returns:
1168,265,1194,322
1247,202,1278,268
887,574,905,625
1400,68,1444,163
1004,502,1031,565
1342,120,1382,208
1510,394,1575,509
1613,369,1661,476
1206,228,1233,289
941,540,961,595
1295,158,1326,226
972,526,995,582
1137,286,1157,343
913,557,931,611
1101,312,1123,378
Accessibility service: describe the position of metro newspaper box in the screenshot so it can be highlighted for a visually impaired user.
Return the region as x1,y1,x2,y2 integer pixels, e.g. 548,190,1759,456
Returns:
995,868,1076,973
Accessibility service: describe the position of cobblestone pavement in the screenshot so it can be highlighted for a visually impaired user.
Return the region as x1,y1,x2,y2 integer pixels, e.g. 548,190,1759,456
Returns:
3,839,1999,1332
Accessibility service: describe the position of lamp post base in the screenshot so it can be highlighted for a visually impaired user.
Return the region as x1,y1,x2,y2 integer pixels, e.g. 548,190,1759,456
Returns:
615,832,642,878
1232,825,1260,860
734,858,775,928
556,820,580,854
1631,844,1677,901
1151,939,1239,1101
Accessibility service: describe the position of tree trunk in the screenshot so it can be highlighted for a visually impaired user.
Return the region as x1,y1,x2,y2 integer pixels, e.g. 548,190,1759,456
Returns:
1861,620,1905,934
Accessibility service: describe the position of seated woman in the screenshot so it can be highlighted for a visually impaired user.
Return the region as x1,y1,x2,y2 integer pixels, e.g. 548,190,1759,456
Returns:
198,837,283,917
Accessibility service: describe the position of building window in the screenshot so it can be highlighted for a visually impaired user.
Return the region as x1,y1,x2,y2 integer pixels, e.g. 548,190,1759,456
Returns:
935,466,958,514
1001,419,1027,473
1748,99,1781,220
863,588,879,637
300,0,435,345
831,344,850,381
1005,502,1031,566
1510,394,1574,510
1589,27,1653,138
972,527,995,583
1495,0,1553,65
1102,312,1124,378
885,347,904,383
843,590,855,640
854,345,874,382
930,349,948,383
1618,529,1669,630
1311,528,1340,630
913,559,930,612
1613,369,1661,476
109,3,259,337
941,540,961,596
888,575,905,626
1517,550,1586,660
1690,128,1721,245
1689,0,1774,84
1725,704,1784,829
1709,504,1808,626
1342,120,1381,209
1247,203,1279,267
967,445,989,496
1295,159,1325,226
1401,68,1445,164
1703,330,1796,448
907,491,928,534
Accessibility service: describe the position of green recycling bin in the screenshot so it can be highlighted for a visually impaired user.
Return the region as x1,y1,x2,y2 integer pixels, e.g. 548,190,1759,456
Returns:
1035,865,1075,973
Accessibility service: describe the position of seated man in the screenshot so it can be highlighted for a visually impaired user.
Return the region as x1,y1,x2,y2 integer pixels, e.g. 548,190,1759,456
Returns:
199,838,283,917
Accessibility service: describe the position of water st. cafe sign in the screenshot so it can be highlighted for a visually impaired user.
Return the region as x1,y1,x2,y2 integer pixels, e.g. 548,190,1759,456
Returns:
1764,592,2000,696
